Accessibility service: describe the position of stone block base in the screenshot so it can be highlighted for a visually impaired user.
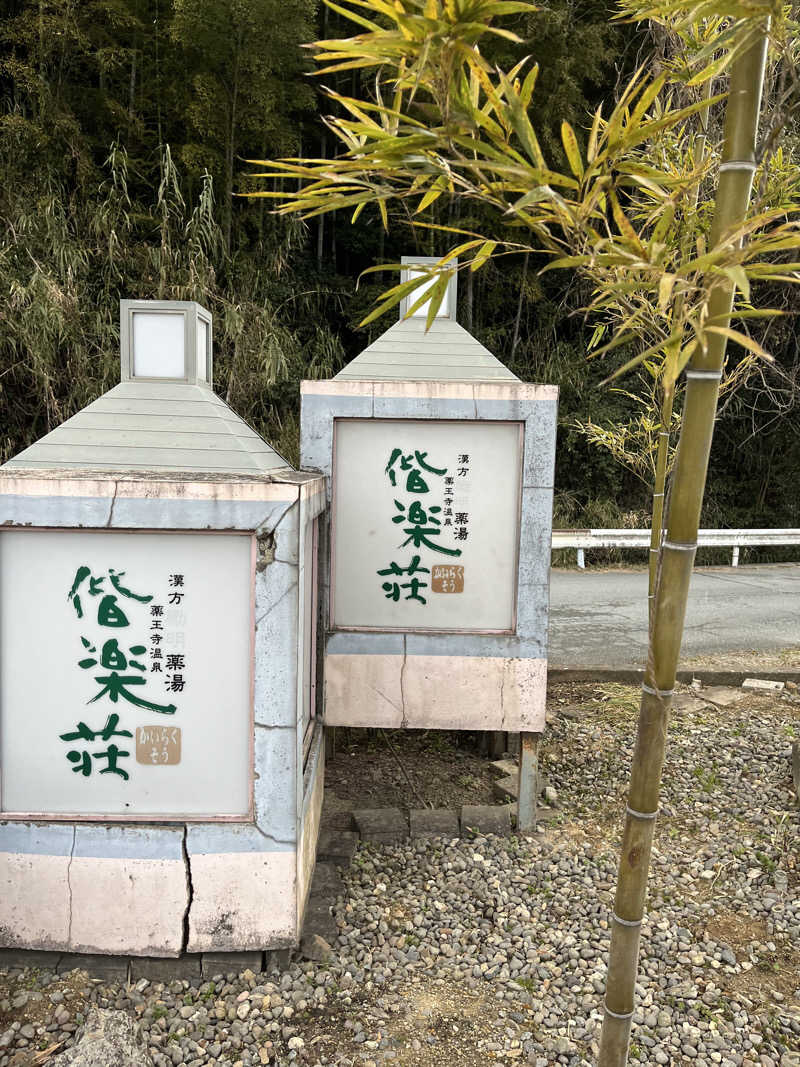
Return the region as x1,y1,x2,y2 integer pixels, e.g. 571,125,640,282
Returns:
352,807,409,844
200,951,263,977
58,954,131,981
316,829,359,866
129,955,202,981
0,949,63,972
409,809,460,839
460,804,514,836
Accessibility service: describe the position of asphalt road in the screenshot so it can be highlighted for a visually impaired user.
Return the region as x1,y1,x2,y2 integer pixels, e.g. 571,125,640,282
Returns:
548,563,800,668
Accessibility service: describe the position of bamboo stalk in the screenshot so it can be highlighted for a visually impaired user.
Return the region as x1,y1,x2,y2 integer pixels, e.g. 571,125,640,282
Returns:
648,81,713,619
599,27,770,1067
648,383,672,620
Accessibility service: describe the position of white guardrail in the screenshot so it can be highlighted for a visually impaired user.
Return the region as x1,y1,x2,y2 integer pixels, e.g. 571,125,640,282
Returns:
551,529,800,568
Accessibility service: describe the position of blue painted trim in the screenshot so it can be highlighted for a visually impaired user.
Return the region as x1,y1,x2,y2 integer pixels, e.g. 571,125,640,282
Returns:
0,495,295,533
0,822,75,858
187,823,295,855
326,632,405,655
405,631,546,658
73,824,184,860
372,397,477,421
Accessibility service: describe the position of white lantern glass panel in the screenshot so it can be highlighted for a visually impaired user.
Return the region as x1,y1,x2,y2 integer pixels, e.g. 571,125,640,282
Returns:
407,268,449,318
197,318,209,381
132,311,186,378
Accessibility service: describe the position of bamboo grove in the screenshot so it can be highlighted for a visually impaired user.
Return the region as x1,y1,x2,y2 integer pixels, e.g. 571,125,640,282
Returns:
1,0,799,539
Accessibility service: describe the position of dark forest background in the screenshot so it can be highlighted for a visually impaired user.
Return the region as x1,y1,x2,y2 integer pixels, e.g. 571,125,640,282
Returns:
1,0,798,548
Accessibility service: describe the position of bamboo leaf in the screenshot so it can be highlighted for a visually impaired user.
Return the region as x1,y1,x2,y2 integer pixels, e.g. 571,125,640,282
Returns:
519,62,539,108
561,121,584,179
719,264,750,301
320,0,381,32
586,105,603,163
686,48,736,87
471,240,497,270
415,181,445,214
727,308,784,320
651,203,675,244
609,190,643,251
539,253,591,272
658,273,676,311
704,325,771,359
630,72,666,124
358,274,432,326
600,333,680,384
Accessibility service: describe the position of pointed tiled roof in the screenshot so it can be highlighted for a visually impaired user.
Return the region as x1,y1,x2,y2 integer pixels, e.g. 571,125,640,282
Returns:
334,316,518,382
2,381,288,474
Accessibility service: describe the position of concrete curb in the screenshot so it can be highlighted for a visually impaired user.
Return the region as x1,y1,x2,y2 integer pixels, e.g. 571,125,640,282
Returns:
549,667,800,685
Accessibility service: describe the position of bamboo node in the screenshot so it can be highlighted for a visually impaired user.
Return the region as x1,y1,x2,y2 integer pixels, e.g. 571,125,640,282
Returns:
663,539,696,552
626,804,658,820
641,683,674,698
685,369,722,380
604,1003,635,1020
719,160,757,172
613,913,644,928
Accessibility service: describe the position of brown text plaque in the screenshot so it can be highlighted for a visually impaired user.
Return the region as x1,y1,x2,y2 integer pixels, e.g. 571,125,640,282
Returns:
431,564,464,594
136,726,181,765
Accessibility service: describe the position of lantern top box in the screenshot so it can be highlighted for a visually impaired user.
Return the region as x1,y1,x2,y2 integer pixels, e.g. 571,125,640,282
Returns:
335,257,517,383
3,299,288,476
121,299,213,386
398,255,458,321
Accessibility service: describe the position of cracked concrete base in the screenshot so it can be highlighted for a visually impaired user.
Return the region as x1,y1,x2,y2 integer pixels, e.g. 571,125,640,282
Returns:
324,654,547,731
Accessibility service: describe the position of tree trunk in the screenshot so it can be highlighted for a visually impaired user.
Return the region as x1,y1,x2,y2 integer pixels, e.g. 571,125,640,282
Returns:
317,131,326,267
465,268,473,331
511,253,529,363
128,38,138,121
599,28,769,1067
224,30,243,257
154,0,163,145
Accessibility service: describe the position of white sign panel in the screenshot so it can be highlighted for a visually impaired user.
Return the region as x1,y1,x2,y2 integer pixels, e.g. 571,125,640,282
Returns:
0,530,252,817
332,420,522,631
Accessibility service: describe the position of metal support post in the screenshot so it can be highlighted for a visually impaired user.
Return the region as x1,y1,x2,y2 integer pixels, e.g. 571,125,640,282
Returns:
518,731,541,831
732,545,739,566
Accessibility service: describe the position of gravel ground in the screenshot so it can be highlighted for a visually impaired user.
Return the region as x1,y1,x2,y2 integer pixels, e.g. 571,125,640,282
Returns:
1,682,798,1067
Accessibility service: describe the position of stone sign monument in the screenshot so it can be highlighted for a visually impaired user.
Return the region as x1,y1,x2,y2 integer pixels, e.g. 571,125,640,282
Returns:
0,300,325,960
301,258,558,826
